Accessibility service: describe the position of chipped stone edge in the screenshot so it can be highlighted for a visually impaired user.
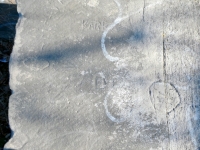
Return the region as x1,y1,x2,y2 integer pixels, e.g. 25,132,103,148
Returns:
4,0,26,149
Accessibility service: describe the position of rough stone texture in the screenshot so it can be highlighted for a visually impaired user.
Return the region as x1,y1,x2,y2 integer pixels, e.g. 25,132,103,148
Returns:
4,0,200,149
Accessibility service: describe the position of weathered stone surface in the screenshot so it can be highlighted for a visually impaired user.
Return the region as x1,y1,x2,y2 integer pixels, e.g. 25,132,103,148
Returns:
4,0,200,149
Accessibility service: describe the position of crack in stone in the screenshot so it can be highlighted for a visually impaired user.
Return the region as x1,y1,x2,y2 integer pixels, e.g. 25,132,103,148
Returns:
162,11,171,150
143,0,146,21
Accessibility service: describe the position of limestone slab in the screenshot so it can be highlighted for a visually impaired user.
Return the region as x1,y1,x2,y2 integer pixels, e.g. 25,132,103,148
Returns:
4,0,200,149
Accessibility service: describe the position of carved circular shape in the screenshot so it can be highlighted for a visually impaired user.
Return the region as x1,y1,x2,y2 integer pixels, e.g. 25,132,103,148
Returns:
149,80,181,114
104,84,135,123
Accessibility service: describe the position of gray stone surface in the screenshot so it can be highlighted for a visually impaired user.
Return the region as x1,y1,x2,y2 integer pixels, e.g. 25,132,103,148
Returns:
4,0,200,149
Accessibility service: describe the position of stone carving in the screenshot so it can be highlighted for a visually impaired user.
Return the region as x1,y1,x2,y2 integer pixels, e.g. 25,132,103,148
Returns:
101,0,179,122
149,80,181,123
6,0,199,149
95,76,106,89
82,20,107,31
104,79,137,123
99,3,184,150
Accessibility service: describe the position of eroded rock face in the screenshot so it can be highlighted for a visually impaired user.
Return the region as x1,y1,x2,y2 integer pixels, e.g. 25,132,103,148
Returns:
5,0,200,149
